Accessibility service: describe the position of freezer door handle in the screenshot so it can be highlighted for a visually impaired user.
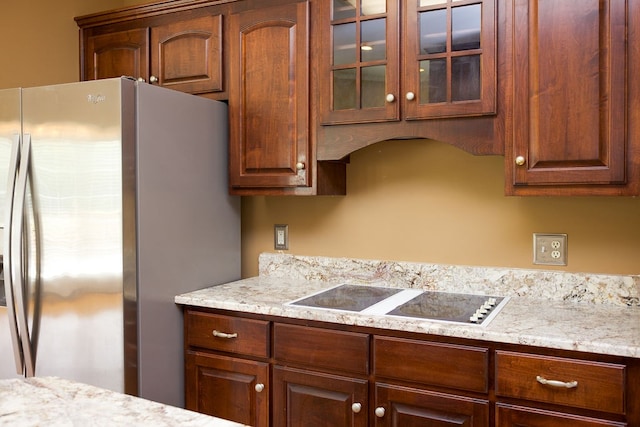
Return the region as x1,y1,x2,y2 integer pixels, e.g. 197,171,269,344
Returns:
10,133,35,377
3,133,25,375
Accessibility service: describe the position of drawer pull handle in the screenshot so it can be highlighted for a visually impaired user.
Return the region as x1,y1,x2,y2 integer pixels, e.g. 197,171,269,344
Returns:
536,375,578,389
212,330,238,339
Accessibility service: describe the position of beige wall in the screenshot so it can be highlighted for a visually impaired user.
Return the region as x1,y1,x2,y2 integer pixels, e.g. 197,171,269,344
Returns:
2,1,639,279
242,139,640,277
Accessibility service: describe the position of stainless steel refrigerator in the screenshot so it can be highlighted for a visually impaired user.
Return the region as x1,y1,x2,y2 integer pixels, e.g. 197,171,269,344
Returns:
0,77,240,407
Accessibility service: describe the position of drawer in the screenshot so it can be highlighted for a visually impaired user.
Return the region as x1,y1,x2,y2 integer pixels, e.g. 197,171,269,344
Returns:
496,403,627,427
273,323,369,375
185,310,270,358
495,351,625,415
374,336,489,393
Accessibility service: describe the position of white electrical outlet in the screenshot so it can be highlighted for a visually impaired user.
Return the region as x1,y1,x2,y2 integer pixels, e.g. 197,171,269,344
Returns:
533,233,567,266
274,224,289,250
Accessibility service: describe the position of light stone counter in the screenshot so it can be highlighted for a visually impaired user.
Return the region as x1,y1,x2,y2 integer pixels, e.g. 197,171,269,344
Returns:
0,377,246,427
176,253,640,359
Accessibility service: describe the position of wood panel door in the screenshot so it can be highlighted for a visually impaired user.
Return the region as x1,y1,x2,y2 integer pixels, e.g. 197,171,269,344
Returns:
185,351,269,427
496,404,626,427
272,365,368,427
505,0,628,194
228,1,311,190
150,14,224,94
85,28,149,81
374,383,489,427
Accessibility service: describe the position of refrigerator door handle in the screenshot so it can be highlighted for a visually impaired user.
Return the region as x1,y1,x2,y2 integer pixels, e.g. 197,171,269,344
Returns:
3,133,25,375
10,133,35,377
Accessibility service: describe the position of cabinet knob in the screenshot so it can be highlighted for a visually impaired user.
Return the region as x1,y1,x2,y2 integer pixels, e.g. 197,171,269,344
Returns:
136,77,145,82
149,75,159,84
515,156,526,166
385,93,395,103
254,383,265,392
296,162,305,170
351,403,362,413
375,407,385,418
405,92,415,101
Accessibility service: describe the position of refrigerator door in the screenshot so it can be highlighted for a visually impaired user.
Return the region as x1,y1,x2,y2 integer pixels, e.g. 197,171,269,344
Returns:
0,88,23,380
19,78,128,392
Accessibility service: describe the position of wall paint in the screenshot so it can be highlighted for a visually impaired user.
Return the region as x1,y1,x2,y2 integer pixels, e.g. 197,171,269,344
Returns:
1,1,639,278
242,139,640,277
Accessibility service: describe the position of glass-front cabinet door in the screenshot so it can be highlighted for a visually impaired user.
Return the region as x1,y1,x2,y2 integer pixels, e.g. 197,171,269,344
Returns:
404,0,496,119
320,0,400,124
318,0,496,125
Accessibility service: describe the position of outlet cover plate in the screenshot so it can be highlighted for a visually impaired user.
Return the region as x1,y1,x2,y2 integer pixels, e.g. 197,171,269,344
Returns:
274,224,289,250
533,233,567,266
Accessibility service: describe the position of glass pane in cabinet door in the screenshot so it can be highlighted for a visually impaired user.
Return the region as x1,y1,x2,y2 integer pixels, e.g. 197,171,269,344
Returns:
420,59,446,103
361,0,386,15
452,4,481,51
334,23,357,65
452,55,480,101
333,0,356,20
361,65,386,108
361,18,386,62
333,68,357,110
420,0,446,5
420,9,447,54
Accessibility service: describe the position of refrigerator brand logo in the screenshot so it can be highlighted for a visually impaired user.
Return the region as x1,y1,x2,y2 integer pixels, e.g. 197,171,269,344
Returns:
87,94,106,104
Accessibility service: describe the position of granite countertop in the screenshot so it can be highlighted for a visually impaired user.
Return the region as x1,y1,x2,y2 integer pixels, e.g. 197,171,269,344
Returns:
0,377,246,427
175,253,640,359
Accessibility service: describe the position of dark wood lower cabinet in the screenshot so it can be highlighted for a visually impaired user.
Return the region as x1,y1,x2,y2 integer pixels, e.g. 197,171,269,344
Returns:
185,351,269,427
374,383,489,427
496,404,626,427
272,365,368,427
183,309,639,427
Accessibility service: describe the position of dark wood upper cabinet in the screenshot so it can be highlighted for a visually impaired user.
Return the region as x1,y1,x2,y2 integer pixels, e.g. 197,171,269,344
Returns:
77,7,226,98
318,0,496,125
315,0,503,161
76,0,640,196
228,1,311,191
504,0,640,196
227,0,347,195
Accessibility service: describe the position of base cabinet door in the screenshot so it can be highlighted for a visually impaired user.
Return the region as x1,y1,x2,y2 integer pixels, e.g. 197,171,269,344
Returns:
185,351,269,427
374,383,489,427
496,404,626,427
272,365,368,427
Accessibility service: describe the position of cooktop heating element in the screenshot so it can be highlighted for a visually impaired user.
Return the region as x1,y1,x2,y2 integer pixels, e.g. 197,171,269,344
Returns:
288,284,509,326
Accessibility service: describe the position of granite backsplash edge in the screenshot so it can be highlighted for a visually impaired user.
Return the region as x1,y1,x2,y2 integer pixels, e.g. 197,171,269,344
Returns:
258,252,640,307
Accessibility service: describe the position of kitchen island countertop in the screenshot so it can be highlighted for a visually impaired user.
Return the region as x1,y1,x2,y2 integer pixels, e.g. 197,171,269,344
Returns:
0,377,246,426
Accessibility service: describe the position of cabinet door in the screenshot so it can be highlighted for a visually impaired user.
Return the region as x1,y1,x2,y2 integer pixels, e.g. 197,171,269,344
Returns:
375,383,489,427
506,0,627,192
84,28,149,81
185,351,269,427
229,2,310,189
272,365,368,427
150,14,223,94
404,0,496,119
496,404,626,427
318,0,400,124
